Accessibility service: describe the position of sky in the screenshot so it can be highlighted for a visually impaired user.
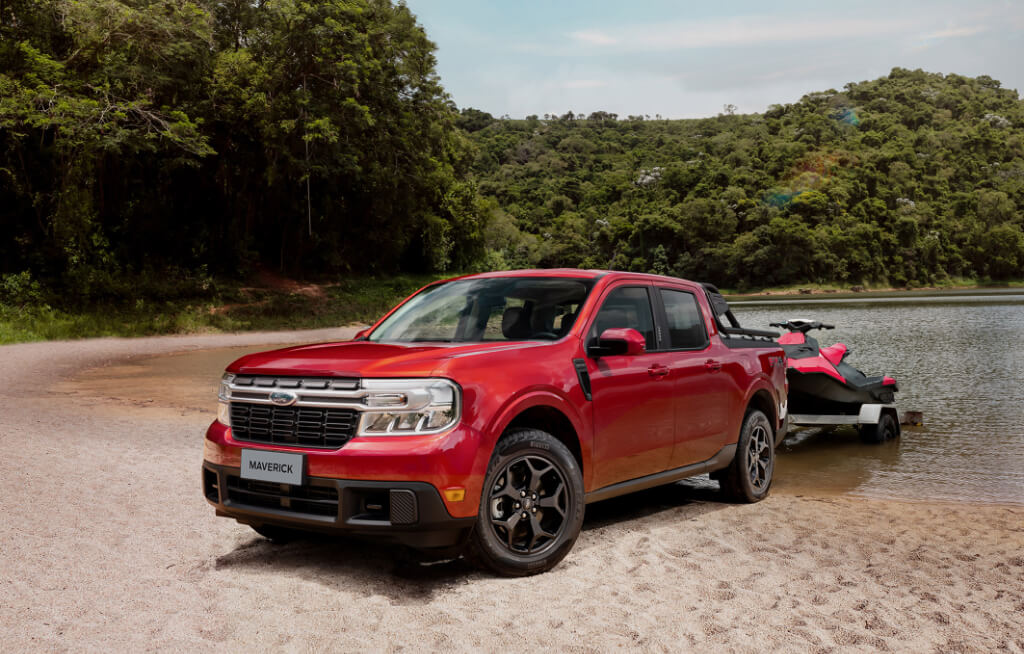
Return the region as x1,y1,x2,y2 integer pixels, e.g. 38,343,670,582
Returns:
403,0,1024,119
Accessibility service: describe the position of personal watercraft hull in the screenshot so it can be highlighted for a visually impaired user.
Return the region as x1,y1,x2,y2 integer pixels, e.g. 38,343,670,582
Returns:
787,369,897,415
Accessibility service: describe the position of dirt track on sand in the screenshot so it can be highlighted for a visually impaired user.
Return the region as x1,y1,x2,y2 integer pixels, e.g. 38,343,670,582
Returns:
2,330,1023,652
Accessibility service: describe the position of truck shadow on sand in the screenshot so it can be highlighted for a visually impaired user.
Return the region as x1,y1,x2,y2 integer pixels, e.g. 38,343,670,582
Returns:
211,479,731,602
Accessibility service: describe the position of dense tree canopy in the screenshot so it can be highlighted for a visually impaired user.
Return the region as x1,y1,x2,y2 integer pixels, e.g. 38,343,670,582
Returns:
463,69,1024,288
0,0,482,302
1,0,1022,307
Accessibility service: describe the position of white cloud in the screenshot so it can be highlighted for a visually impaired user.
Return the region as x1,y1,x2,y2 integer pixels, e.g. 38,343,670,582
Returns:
920,26,988,40
417,0,1024,119
568,30,618,46
561,79,608,89
566,16,919,52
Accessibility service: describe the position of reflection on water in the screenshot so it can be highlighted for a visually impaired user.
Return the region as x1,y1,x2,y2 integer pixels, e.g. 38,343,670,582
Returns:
733,293,1024,505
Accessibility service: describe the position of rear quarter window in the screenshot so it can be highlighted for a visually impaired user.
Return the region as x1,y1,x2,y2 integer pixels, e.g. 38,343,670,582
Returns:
660,288,708,349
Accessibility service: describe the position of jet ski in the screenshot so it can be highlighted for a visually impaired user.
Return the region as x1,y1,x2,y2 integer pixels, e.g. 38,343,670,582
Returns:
770,319,900,443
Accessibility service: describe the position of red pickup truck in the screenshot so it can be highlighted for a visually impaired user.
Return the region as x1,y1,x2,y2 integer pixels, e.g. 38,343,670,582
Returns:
203,270,787,575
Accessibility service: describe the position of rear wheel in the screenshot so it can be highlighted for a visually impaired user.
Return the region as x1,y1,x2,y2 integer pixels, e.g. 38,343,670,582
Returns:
720,409,775,503
859,412,898,444
467,429,584,576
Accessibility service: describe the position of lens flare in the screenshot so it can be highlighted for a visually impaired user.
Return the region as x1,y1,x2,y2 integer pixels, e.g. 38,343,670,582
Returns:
764,152,843,207
834,107,860,126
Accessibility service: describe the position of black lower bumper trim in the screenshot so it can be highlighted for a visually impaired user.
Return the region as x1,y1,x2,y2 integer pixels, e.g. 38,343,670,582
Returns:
202,462,475,549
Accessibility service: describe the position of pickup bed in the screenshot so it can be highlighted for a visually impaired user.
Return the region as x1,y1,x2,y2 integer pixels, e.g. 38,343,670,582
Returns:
203,269,787,575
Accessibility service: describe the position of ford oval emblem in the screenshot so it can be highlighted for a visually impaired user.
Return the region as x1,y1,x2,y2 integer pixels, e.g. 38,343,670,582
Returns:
269,391,297,406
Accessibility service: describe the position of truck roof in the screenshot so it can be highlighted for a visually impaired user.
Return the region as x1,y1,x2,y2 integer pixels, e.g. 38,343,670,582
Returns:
443,269,700,285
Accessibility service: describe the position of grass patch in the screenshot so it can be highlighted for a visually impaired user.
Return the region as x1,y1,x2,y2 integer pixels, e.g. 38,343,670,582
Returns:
0,273,446,345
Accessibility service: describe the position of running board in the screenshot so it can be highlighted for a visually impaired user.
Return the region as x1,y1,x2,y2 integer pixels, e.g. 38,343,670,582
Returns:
585,444,737,504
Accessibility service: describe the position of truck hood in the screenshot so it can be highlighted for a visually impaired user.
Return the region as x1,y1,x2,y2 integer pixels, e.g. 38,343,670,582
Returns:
226,340,546,377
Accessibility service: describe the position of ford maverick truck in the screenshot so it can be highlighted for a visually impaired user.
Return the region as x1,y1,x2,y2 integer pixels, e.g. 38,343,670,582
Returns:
203,270,787,575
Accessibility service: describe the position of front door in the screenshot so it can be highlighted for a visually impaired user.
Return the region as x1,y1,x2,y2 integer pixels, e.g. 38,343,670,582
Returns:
587,285,676,489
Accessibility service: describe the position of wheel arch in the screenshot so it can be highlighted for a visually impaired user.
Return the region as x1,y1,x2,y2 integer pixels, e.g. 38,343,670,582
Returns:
490,393,590,489
745,387,779,434
506,406,583,469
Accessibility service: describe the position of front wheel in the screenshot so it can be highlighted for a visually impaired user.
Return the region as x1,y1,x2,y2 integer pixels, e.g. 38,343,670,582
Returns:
467,429,585,576
719,409,775,503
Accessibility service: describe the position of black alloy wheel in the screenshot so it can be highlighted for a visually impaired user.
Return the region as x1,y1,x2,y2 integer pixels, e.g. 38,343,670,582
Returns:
488,454,569,555
467,429,584,576
720,409,775,503
745,420,773,494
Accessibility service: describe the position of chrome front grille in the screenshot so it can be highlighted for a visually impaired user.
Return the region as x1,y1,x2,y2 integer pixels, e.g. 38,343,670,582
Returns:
226,375,363,408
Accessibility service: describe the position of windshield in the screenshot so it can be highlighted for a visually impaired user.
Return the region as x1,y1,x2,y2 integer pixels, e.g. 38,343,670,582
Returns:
368,277,595,343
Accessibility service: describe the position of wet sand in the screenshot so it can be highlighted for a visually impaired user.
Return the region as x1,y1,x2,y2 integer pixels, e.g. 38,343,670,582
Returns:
1,331,1022,652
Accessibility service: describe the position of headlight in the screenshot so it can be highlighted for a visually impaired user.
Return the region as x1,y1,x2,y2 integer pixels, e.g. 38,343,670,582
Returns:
358,378,460,436
217,373,234,426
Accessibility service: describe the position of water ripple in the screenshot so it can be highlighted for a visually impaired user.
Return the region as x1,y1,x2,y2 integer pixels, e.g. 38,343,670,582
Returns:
734,295,1024,505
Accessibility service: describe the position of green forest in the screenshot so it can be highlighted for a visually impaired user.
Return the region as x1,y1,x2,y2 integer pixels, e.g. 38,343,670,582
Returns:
2,0,1023,340
463,73,1024,289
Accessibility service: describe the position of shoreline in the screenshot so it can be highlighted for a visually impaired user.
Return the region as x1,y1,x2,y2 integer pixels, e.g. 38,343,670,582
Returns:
723,282,1024,301
4,277,1022,345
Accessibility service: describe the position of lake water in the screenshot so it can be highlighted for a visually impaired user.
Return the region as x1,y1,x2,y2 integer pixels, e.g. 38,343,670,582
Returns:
731,292,1024,505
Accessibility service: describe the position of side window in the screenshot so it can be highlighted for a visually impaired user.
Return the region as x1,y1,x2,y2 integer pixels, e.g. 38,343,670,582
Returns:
591,287,656,350
660,289,708,349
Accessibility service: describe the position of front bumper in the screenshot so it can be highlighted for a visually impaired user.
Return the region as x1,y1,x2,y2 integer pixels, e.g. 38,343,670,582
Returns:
203,462,475,549
203,419,487,519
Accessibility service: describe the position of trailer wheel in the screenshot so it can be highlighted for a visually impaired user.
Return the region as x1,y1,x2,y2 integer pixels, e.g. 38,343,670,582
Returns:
859,412,898,444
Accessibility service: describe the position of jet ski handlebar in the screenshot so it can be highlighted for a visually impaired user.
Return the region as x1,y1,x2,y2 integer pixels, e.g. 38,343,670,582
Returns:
769,319,835,333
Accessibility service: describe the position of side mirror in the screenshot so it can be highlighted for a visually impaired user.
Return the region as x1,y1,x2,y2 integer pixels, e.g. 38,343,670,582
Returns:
353,328,370,341
587,328,646,358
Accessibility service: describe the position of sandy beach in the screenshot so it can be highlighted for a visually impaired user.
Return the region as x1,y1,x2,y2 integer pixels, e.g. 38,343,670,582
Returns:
1,330,1022,652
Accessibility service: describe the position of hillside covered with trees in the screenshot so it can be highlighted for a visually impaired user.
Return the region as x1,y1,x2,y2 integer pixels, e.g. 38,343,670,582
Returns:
1,0,1023,330
463,69,1024,289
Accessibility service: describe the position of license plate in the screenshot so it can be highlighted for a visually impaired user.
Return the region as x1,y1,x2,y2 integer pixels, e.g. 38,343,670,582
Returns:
240,449,305,485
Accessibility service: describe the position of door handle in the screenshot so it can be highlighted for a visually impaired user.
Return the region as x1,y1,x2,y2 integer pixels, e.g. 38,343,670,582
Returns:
704,359,722,372
647,364,670,378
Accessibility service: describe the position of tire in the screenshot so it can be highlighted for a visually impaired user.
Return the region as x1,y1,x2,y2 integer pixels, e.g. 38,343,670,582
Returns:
719,409,775,503
859,412,898,444
250,524,305,544
466,429,585,576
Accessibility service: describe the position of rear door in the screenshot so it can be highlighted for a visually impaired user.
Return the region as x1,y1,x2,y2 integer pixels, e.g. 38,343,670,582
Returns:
586,283,676,489
654,285,736,466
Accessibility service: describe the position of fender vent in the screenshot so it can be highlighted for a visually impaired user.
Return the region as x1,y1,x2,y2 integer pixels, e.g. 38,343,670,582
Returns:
573,358,592,401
